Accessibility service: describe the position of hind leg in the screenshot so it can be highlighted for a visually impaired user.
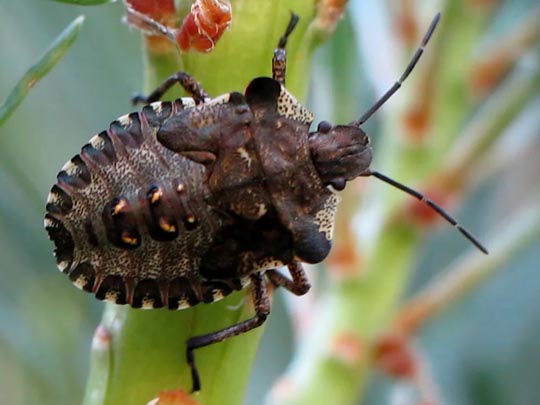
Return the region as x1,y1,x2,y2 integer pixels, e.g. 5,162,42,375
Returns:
185,272,270,392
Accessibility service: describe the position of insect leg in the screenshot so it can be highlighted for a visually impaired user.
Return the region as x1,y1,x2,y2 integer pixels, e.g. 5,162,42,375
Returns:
185,272,270,392
272,13,299,86
132,71,210,105
266,261,311,296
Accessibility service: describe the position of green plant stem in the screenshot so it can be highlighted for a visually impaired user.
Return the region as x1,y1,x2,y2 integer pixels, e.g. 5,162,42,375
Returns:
396,204,540,334
443,61,540,183
382,0,492,182
268,2,538,404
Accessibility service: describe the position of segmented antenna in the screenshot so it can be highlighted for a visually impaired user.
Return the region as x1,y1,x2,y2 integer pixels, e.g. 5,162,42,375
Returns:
350,13,441,127
368,170,488,254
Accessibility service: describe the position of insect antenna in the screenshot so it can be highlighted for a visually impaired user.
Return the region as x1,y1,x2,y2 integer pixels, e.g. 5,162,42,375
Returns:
367,170,488,254
350,13,441,127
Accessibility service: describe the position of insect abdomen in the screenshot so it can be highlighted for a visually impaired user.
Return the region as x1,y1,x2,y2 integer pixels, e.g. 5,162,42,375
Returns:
45,100,242,309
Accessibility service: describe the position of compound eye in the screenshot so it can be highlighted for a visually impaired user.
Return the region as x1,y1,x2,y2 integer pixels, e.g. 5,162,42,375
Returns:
317,120,332,134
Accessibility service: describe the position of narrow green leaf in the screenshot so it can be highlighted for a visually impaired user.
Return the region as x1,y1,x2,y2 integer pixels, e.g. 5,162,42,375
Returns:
0,15,85,127
50,0,116,5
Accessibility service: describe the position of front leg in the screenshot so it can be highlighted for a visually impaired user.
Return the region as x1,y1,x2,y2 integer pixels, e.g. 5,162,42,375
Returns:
186,272,270,392
132,71,210,105
266,261,311,296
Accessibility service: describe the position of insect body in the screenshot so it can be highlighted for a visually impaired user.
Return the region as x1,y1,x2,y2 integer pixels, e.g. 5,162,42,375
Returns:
45,13,486,392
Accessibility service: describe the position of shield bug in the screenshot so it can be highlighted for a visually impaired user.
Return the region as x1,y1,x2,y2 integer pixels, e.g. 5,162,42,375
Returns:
44,12,487,392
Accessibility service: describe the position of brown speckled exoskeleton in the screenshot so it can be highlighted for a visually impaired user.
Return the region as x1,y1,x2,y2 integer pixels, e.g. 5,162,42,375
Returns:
44,13,487,392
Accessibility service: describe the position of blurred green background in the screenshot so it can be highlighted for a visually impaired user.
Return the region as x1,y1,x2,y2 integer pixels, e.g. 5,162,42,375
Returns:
0,0,539,404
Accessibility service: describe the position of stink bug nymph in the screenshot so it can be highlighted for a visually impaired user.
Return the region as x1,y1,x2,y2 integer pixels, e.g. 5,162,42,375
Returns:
44,12,487,392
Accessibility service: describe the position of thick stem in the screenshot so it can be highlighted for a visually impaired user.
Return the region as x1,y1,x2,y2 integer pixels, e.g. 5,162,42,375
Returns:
395,205,540,334
268,2,538,403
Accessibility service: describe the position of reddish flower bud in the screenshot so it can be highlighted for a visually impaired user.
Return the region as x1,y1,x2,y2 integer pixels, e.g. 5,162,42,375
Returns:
126,0,176,23
176,0,232,52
